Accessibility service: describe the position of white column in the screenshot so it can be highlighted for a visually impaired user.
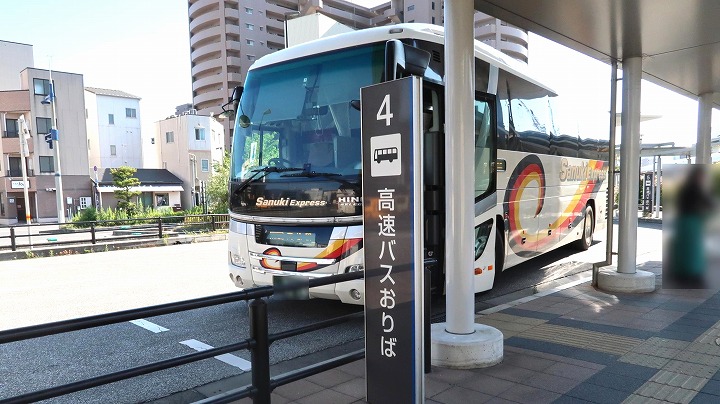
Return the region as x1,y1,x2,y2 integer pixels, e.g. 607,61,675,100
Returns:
696,93,713,164
617,57,642,274
444,0,475,335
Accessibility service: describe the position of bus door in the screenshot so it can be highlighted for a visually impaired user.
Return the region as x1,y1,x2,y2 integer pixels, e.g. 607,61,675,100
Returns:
422,84,445,293
472,93,499,292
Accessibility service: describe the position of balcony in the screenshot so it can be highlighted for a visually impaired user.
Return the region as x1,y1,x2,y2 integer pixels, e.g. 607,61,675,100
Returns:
6,169,35,177
3,130,19,138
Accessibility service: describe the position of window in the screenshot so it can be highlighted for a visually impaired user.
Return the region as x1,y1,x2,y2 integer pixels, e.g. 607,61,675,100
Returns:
432,2,435,10
166,131,174,143
195,127,205,140
407,5,415,11
156,193,169,206
432,17,435,24
39,156,54,173
36,117,52,134
110,145,117,156
33,78,52,96
201,159,210,172
125,108,136,118
247,55,255,61
246,39,255,46
246,23,254,30
4,119,19,138
245,7,253,14
108,114,114,125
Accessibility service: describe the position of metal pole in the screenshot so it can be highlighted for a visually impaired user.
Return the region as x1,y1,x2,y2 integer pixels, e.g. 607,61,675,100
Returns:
617,57,642,274
48,68,66,224
444,0,475,334
18,115,33,248
605,60,618,266
654,157,661,218
249,298,270,404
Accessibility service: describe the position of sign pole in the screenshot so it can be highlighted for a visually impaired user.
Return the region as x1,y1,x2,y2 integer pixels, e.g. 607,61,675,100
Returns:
362,76,424,403
18,115,33,247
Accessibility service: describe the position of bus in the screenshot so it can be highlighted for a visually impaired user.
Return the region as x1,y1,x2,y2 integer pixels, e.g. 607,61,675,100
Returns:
227,24,609,305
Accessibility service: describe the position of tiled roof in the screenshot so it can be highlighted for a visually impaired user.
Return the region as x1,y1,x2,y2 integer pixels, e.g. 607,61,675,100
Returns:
85,87,141,100
99,168,183,186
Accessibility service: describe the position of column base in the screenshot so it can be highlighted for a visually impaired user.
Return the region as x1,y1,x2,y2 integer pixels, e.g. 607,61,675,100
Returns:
430,323,503,369
597,266,655,293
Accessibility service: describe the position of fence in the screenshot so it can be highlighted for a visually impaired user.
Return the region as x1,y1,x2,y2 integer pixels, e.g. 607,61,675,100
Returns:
0,271,365,404
0,214,229,252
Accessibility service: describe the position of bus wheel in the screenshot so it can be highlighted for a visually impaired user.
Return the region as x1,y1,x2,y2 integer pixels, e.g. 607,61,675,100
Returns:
574,206,594,251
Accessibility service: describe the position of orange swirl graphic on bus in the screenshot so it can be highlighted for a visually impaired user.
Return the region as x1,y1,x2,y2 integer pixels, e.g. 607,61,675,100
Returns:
260,238,362,272
505,155,546,257
504,156,606,257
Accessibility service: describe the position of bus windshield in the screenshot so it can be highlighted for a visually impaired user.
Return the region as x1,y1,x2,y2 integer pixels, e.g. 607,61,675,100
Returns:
231,44,385,183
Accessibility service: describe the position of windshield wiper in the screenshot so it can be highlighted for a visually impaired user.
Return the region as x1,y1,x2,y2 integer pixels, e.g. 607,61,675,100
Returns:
233,166,305,195
281,171,360,191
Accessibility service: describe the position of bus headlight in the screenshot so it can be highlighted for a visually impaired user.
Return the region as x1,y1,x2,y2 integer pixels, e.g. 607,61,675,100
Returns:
345,264,364,273
231,253,246,268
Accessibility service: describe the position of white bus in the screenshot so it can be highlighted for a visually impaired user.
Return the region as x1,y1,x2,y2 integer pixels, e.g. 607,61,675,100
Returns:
227,24,609,305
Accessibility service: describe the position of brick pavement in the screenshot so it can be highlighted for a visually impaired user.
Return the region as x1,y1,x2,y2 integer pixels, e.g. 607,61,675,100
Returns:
252,263,720,404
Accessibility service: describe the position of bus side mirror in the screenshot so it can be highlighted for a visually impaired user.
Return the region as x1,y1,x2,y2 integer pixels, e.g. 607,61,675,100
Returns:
221,85,244,120
384,39,431,81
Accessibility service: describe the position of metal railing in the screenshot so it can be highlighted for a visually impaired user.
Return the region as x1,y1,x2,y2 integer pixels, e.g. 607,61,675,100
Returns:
0,271,365,404
0,214,229,252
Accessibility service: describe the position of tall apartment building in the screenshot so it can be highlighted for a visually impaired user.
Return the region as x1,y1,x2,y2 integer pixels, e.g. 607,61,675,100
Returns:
0,67,91,224
85,87,143,170
188,1,528,147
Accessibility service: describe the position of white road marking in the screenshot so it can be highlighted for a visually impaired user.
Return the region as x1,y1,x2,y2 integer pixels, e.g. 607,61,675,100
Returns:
180,339,252,371
129,319,169,333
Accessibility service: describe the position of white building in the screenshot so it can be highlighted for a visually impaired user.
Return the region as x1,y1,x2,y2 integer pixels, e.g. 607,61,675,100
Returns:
84,87,142,170
152,111,224,209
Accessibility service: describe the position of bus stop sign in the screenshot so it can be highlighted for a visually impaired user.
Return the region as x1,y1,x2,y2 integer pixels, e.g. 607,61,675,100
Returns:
361,76,424,403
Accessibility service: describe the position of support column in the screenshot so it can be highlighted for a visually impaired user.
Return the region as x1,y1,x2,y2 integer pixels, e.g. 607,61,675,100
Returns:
598,57,655,293
431,0,502,369
696,93,713,164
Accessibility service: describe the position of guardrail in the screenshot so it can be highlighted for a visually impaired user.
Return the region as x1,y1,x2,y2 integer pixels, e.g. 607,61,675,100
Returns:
0,214,229,252
0,271,365,404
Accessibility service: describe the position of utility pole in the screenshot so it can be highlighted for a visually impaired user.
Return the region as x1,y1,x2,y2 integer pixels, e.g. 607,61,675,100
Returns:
42,67,66,223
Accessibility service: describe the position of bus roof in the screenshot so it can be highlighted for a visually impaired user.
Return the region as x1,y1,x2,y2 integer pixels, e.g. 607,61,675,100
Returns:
249,23,557,97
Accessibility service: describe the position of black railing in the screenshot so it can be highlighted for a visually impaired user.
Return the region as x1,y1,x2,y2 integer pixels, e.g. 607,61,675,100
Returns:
0,271,365,404
0,214,229,252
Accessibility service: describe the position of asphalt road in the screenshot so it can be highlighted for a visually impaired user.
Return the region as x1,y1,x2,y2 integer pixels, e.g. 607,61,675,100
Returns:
0,224,663,403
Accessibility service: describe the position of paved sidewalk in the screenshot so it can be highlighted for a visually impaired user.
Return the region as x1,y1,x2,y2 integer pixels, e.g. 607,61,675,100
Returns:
259,262,720,404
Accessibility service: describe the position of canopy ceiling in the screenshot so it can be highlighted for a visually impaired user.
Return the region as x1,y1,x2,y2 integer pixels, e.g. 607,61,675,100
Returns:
473,0,720,107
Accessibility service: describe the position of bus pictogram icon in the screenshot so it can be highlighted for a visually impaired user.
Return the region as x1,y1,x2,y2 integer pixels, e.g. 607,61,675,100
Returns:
370,133,401,177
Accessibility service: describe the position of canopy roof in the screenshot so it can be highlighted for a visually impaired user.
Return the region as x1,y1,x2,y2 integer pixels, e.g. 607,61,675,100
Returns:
474,0,720,107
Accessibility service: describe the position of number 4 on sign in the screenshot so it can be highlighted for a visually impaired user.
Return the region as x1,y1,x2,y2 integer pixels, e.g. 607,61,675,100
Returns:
377,94,393,126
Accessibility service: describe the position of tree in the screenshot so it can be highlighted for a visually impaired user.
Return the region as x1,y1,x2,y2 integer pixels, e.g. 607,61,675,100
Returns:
207,152,231,214
111,166,141,217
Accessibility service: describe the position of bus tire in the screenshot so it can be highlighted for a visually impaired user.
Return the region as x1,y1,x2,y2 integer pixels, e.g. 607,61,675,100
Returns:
574,206,594,251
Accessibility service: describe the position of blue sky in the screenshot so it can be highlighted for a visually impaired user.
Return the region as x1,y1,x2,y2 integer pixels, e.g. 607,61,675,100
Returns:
0,0,715,148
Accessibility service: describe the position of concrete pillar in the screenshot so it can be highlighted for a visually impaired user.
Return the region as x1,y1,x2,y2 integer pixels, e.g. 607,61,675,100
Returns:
696,93,713,164
431,0,503,369
597,56,655,293
618,57,642,274
444,0,476,336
